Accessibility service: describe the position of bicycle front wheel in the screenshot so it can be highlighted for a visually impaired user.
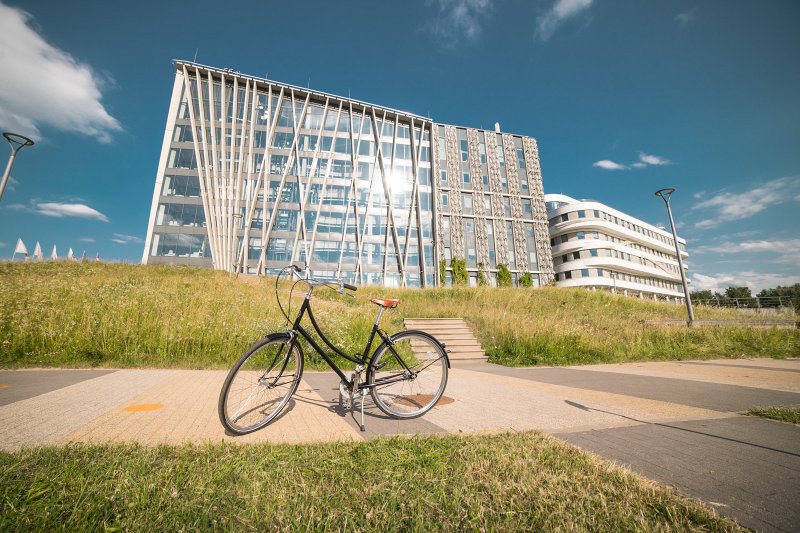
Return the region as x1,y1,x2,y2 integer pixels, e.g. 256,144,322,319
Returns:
367,330,448,418
218,333,303,435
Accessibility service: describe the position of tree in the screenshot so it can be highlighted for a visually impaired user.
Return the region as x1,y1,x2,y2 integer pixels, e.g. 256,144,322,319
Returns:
519,272,533,287
690,290,716,302
725,286,752,299
758,283,800,312
497,264,512,287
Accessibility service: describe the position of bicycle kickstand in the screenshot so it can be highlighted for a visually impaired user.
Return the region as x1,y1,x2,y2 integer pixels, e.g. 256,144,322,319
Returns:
359,389,366,432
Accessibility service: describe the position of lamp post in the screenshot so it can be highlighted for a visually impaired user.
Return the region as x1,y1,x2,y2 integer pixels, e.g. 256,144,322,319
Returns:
655,187,695,324
1,132,35,203
230,213,243,275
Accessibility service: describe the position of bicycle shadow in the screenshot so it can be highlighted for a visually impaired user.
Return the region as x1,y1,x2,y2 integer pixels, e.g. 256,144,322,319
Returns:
222,398,297,437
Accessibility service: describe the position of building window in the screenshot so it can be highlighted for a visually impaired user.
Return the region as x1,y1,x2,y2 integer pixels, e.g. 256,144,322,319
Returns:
560,214,568,222
463,172,470,184
577,231,585,239
463,194,473,215
482,175,489,186
572,252,580,260
578,210,586,218
590,249,598,257
522,200,532,216
565,271,572,280
581,269,590,278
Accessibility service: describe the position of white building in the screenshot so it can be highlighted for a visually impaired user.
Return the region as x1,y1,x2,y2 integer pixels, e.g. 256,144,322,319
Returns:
545,194,688,302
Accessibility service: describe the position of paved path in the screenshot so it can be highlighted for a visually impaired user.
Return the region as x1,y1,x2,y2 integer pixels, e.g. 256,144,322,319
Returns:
1,358,798,531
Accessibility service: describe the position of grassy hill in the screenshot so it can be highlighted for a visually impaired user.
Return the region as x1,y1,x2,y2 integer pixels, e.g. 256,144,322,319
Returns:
1,262,796,369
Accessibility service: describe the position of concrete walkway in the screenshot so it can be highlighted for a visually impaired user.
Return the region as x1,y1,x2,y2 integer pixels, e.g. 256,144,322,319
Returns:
1,358,799,531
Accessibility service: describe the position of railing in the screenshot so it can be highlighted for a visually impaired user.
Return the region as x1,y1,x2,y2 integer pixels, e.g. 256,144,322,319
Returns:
694,296,795,311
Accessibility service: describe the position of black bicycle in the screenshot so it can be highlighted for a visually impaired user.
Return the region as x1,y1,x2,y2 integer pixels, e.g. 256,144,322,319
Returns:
218,265,450,435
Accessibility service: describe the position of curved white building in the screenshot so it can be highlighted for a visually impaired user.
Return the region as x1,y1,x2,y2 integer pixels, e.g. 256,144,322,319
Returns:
545,194,688,302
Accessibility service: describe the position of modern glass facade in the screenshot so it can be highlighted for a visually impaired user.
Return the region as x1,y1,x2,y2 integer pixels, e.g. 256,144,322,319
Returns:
143,61,554,287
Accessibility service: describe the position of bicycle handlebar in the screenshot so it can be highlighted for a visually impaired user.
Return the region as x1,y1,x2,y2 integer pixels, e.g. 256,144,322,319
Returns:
285,264,357,292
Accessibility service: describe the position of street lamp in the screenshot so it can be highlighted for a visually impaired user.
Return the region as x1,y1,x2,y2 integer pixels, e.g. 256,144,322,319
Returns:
230,213,243,275
1,132,35,203
655,187,695,325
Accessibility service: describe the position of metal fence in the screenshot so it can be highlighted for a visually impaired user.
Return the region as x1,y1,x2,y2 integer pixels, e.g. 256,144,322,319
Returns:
693,296,795,310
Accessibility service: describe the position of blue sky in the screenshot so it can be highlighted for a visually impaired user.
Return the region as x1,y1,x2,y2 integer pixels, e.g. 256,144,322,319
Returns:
0,0,798,292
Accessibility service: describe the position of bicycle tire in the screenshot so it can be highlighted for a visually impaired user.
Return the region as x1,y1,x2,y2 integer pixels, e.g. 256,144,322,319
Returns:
218,333,303,435
367,330,448,418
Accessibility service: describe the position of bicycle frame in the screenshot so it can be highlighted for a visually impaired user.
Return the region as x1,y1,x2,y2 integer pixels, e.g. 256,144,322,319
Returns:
285,287,414,391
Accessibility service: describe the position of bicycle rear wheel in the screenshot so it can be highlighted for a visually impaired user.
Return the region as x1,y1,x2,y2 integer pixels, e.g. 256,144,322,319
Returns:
367,330,448,418
218,333,303,435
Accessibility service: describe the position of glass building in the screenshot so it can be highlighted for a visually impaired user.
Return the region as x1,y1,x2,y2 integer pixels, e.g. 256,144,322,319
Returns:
143,61,554,287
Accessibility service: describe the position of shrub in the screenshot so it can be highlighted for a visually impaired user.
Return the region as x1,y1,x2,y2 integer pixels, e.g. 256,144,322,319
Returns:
450,258,467,286
477,264,488,287
497,264,512,287
520,272,533,287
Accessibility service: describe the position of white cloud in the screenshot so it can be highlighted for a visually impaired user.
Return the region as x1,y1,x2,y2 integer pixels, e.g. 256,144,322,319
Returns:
676,7,697,27
5,176,19,192
0,242,7,248
594,151,675,171
535,0,594,41
0,2,121,142
426,0,493,49
34,202,109,222
638,152,671,166
691,271,798,294
79,237,96,243
593,159,628,170
111,233,144,245
695,238,800,254
693,176,800,229
694,238,800,265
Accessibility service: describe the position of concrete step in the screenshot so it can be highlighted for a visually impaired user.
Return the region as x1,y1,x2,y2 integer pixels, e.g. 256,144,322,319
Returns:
404,317,486,364
405,327,475,333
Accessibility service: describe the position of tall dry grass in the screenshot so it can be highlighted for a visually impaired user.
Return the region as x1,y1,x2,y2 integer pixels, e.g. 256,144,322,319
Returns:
1,262,796,369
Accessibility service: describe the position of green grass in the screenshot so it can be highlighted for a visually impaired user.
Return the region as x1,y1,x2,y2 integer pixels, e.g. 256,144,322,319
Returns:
1,262,797,369
0,432,743,531
745,406,800,424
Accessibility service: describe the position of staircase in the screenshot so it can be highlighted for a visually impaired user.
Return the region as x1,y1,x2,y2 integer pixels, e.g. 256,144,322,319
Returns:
403,318,487,363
